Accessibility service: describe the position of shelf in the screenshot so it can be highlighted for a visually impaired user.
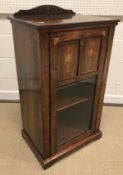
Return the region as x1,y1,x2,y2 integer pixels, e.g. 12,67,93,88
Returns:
57,100,93,146
57,71,98,87
57,97,89,111
56,76,96,146
57,76,96,111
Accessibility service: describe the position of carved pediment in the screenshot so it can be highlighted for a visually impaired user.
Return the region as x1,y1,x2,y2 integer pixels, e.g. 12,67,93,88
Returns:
14,5,75,17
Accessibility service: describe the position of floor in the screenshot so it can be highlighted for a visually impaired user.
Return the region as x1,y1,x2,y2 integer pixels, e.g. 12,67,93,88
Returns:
0,103,123,175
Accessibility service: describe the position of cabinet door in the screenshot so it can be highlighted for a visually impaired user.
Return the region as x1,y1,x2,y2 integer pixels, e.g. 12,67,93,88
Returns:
50,28,108,154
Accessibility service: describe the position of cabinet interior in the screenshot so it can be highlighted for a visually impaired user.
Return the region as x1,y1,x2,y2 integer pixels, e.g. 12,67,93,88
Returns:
56,75,97,146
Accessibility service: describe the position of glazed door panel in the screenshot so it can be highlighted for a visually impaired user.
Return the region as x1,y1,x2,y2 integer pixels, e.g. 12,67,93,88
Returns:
50,28,108,154
56,76,97,146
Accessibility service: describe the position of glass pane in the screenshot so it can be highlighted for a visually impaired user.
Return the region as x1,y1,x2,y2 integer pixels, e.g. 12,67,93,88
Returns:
56,76,96,146
57,76,96,110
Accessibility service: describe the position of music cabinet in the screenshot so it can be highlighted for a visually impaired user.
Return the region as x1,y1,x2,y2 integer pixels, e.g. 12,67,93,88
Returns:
9,5,119,169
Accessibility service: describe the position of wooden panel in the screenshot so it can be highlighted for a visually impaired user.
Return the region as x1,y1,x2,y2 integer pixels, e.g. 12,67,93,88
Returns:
79,36,102,74
12,23,50,158
57,40,79,82
52,28,108,85
39,33,51,158
95,26,116,129
90,29,108,131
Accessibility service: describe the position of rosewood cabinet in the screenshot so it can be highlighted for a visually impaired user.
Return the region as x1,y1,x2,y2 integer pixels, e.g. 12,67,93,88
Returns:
9,5,119,169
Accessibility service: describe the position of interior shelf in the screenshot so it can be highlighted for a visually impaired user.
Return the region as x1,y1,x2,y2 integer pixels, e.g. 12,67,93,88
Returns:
57,100,93,146
57,97,89,111
57,76,96,111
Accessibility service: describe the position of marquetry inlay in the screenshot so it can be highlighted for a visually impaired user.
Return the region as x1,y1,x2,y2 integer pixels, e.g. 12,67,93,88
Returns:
65,46,72,73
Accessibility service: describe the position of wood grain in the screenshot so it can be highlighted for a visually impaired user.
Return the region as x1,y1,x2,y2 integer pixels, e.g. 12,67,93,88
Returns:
9,5,119,168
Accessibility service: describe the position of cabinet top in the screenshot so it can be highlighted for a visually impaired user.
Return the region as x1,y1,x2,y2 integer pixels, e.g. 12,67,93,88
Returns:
9,5,120,29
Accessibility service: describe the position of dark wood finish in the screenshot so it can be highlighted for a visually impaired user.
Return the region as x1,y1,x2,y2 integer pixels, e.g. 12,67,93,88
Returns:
57,39,79,82
9,5,119,169
11,22,50,158
22,129,102,169
50,28,108,154
51,28,108,86
95,26,116,130
9,11,119,30
14,5,75,17
79,36,101,74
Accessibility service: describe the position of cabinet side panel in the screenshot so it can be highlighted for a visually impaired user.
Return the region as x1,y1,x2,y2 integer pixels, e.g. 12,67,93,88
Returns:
96,26,115,129
12,23,46,157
